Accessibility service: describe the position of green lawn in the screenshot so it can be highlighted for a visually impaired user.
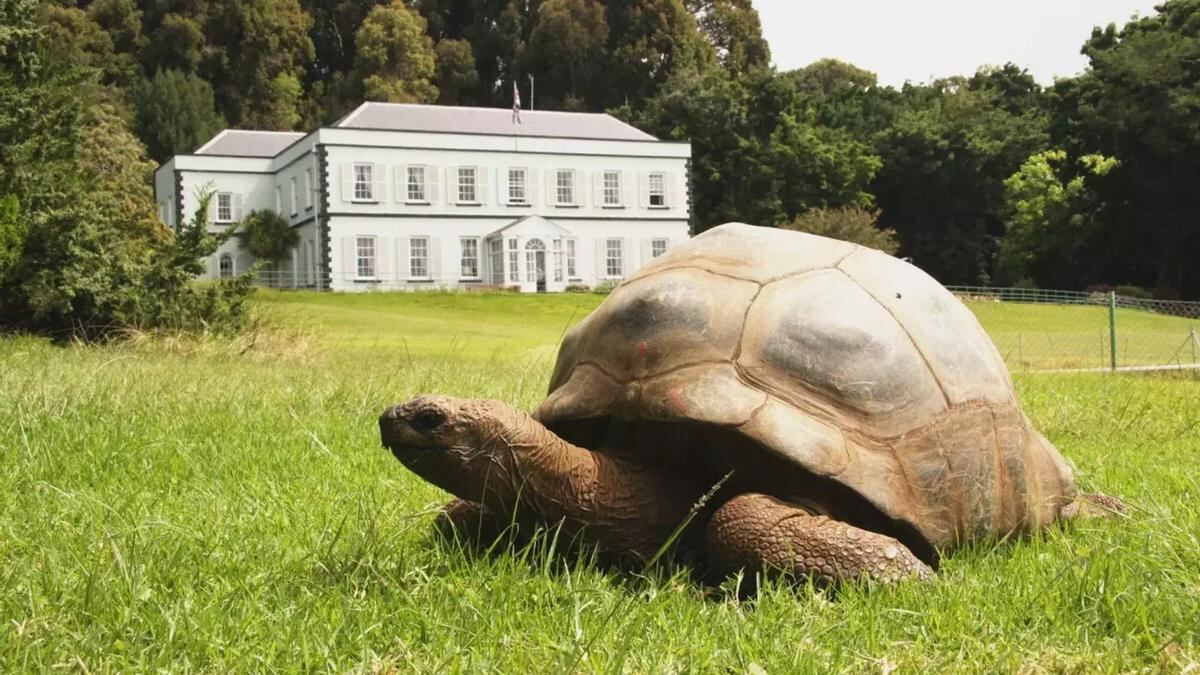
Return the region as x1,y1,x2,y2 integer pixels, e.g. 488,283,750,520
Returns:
1,291,1197,672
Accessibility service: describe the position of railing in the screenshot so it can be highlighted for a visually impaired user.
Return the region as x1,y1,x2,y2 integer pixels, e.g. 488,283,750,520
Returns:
946,286,1200,372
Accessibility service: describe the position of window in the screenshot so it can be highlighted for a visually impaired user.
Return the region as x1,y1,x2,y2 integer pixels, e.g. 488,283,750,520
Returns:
602,170,621,206
457,166,477,203
460,238,480,278
525,238,546,282
353,163,374,201
410,236,430,279
566,239,577,278
605,238,623,278
407,165,427,202
275,186,282,213
355,236,376,279
652,238,669,258
215,192,233,222
489,239,504,284
552,239,564,282
648,173,667,207
304,168,314,209
508,168,527,204
290,176,299,215
555,169,575,205
507,238,518,282
218,254,234,279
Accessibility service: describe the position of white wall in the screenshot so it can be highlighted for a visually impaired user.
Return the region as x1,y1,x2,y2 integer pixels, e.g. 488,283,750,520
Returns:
327,215,687,292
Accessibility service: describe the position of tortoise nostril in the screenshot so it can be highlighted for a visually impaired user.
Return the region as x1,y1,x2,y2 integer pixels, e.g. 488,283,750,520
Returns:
410,407,447,432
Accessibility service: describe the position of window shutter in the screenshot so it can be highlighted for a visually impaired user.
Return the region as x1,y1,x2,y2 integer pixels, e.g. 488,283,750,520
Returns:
592,171,603,207
639,172,651,208
340,165,352,203
497,168,508,205
477,166,490,204
529,169,539,205
206,197,216,225
594,240,606,279
622,171,634,207
394,166,405,203
342,237,355,281
448,166,458,204
376,237,390,279
232,193,244,222
396,237,410,280
546,169,557,205
641,239,653,268
666,173,677,208
429,237,443,283
623,238,634,276
373,163,386,202
428,165,440,204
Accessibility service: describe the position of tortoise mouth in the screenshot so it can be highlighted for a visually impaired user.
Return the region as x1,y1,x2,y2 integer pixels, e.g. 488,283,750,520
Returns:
545,414,938,568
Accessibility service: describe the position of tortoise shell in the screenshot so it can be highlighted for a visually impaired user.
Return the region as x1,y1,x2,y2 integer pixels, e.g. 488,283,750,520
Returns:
534,223,1077,550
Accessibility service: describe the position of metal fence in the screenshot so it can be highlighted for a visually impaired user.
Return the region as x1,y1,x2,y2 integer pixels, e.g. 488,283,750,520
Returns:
947,286,1200,372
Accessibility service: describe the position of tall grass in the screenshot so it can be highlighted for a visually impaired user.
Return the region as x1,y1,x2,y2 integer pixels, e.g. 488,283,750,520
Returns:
0,292,1196,671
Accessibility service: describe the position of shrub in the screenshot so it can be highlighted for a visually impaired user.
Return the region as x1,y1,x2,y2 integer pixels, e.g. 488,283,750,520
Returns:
1114,284,1151,299
241,209,298,286
779,206,899,254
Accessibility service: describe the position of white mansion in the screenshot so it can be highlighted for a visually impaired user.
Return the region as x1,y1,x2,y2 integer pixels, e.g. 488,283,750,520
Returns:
153,102,692,292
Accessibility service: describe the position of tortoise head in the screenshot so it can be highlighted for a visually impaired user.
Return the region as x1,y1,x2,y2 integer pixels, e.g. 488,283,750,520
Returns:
379,395,531,508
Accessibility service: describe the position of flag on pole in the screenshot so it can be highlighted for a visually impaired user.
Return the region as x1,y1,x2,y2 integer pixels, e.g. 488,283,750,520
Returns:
512,80,522,125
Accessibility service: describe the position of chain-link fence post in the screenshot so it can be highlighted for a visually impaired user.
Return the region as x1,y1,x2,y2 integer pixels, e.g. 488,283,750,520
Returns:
1109,291,1119,372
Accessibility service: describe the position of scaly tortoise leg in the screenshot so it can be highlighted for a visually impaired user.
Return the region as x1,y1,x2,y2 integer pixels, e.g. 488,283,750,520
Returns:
706,493,933,584
433,498,507,547
1060,493,1128,520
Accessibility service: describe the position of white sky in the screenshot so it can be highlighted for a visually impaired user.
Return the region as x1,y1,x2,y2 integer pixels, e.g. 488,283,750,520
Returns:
755,0,1160,86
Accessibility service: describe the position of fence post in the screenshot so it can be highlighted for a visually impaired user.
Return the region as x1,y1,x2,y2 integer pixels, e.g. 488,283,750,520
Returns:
1109,291,1118,372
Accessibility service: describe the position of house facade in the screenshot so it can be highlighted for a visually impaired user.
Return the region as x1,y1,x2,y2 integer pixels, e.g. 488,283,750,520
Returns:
153,102,692,292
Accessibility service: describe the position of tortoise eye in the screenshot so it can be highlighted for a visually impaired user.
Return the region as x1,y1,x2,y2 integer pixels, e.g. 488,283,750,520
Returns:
411,408,447,432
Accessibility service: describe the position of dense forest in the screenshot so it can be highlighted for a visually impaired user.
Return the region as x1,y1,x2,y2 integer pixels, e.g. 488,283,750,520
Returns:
2,0,1200,337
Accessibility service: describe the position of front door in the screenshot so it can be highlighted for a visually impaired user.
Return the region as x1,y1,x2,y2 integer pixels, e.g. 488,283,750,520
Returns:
535,251,546,292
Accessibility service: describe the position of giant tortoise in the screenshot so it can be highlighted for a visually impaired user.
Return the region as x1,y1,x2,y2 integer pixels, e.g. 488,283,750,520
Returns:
379,223,1123,583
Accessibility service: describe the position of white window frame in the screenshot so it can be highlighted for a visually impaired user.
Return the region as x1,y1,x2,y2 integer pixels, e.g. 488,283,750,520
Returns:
407,165,428,203
215,192,233,223
602,170,621,207
304,168,314,209
353,163,375,202
355,236,377,280
489,238,504,284
651,238,669,259
456,166,478,204
460,237,480,279
566,239,578,278
648,172,667,208
507,238,519,282
605,238,623,278
409,236,431,280
555,169,575,206
508,167,528,205
290,176,299,216
218,254,234,279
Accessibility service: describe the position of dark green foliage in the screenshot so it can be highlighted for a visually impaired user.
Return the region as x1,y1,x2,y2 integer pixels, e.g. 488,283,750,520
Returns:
0,2,254,339
781,206,898,254
135,69,226,161
242,209,300,276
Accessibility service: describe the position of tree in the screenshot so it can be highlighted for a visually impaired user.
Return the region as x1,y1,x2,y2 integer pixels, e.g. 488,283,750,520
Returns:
524,0,608,108
996,150,1117,288
354,0,438,103
203,0,315,129
241,209,299,285
780,206,898,253
435,38,478,105
135,69,226,161
688,0,770,74
602,0,714,108
871,72,1049,285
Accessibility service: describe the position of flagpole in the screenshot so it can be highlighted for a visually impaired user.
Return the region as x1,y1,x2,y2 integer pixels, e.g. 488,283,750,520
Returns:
529,75,535,111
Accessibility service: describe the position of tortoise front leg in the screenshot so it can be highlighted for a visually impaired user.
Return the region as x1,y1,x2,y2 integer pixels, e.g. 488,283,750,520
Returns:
434,498,507,548
705,493,932,585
